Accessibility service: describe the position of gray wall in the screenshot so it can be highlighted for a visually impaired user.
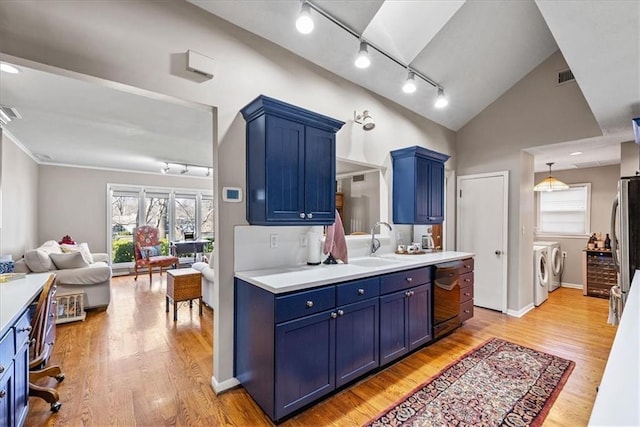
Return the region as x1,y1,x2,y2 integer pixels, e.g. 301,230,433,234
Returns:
1,134,39,258
38,165,212,254
457,50,603,312
0,1,456,388
621,141,639,177
534,164,619,286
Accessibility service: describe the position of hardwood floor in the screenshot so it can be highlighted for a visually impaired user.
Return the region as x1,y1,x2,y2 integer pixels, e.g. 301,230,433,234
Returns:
26,277,616,426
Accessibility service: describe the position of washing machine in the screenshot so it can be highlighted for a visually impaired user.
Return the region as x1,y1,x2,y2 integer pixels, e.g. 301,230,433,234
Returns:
533,245,549,306
534,241,563,291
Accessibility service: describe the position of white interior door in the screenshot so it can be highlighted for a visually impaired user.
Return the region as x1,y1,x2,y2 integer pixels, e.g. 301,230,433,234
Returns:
457,172,508,312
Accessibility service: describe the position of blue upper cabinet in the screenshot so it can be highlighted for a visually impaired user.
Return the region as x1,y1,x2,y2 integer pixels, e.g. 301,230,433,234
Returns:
391,146,450,224
241,95,345,225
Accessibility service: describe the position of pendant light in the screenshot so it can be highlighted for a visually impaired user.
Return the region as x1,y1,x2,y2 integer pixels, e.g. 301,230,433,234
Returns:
534,162,569,192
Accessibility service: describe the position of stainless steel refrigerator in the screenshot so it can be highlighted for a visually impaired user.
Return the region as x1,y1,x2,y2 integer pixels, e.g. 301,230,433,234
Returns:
611,175,640,307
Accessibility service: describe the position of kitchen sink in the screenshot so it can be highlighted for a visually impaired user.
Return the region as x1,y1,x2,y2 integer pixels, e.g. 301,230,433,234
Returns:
350,257,402,268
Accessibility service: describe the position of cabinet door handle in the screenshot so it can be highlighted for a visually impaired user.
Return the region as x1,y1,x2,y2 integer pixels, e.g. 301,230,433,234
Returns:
330,312,337,319
307,213,313,219
406,277,413,283
17,326,32,333
306,301,314,308
0,365,4,374
337,310,344,316
299,213,305,219
0,390,5,399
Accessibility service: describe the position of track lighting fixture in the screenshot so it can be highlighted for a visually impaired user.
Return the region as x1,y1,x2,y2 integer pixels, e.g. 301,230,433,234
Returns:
402,71,417,94
434,87,448,108
534,162,569,192
161,162,170,174
354,110,375,131
295,1,314,34
160,161,212,176
354,41,371,69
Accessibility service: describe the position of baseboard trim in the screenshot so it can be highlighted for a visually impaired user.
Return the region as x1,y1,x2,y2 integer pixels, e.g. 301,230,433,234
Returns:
561,282,583,290
507,303,534,318
211,376,240,394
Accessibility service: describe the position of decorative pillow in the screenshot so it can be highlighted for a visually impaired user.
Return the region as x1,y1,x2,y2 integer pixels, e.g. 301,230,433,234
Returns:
24,249,55,272
50,252,90,270
60,242,94,264
141,245,162,257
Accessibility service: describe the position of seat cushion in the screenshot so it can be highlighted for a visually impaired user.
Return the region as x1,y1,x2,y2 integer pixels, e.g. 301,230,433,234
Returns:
54,261,112,285
149,255,177,266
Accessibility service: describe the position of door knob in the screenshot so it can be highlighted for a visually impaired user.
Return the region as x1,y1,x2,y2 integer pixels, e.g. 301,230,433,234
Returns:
495,250,502,255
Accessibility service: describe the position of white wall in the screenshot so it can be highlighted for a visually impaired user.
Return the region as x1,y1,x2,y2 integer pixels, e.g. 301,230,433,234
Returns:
0,1,456,389
38,165,212,253
621,141,639,177
457,50,603,311
1,133,38,258
534,164,619,286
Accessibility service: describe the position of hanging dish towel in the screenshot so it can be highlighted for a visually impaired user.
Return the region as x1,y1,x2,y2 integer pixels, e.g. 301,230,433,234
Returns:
323,209,348,263
607,285,622,326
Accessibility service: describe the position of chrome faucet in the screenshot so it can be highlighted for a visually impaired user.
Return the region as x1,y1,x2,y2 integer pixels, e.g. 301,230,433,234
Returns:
370,221,392,255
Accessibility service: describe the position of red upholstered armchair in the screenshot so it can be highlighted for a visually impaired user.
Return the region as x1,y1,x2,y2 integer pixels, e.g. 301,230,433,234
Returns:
133,225,178,282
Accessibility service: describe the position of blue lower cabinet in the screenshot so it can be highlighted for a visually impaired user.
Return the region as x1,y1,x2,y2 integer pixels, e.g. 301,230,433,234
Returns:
379,283,432,366
335,298,379,388
275,309,336,420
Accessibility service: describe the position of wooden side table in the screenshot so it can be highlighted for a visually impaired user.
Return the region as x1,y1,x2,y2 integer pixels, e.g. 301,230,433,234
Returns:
166,268,202,321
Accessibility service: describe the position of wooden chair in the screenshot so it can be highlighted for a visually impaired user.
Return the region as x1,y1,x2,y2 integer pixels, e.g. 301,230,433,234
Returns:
29,274,64,412
133,225,178,282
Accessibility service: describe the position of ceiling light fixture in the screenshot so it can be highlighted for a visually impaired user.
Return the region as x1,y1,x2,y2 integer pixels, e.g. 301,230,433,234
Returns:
569,151,583,156
160,161,212,176
402,70,417,94
161,162,170,174
0,63,20,74
533,162,569,192
295,1,314,34
354,41,371,69
180,165,189,175
354,110,375,131
296,1,447,106
434,87,448,108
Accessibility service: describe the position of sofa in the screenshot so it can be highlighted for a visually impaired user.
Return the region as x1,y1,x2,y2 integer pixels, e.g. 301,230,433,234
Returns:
192,255,216,310
14,240,112,309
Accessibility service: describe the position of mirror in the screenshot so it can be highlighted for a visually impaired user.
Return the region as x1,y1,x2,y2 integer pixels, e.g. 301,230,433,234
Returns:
336,158,382,236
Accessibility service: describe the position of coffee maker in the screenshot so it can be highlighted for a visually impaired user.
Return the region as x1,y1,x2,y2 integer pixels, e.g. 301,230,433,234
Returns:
421,226,435,251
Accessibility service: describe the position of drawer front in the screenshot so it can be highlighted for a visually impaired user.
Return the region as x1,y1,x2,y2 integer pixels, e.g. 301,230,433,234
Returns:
460,299,474,322
460,282,474,303
336,277,379,306
461,258,474,272
0,329,14,376
14,310,32,349
276,286,335,323
380,267,431,295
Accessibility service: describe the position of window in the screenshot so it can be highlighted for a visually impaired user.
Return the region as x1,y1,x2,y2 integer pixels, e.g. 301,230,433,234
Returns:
108,185,213,267
537,183,590,236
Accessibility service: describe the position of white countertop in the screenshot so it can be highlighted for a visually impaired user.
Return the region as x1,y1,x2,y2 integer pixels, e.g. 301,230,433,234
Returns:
589,270,640,426
0,272,53,337
235,251,474,294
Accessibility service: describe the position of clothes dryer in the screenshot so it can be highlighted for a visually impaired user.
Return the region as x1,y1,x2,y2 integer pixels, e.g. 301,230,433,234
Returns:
533,245,549,306
534,241,563,291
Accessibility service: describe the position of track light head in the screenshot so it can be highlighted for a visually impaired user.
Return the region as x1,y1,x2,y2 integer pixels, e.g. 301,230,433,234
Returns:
161,162,170,174
354,110,375,131
180,165,188,174
402,71,417,94
354,41,371,69
435,87,448,108
296,2,314,34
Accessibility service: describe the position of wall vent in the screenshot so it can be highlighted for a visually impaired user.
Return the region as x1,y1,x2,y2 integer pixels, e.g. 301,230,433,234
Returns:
352,174,365,182
557,68,575,85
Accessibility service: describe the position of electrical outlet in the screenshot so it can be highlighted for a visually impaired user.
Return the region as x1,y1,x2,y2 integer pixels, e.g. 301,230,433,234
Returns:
562,251,567,258
299,233,308,247
270,234,278,249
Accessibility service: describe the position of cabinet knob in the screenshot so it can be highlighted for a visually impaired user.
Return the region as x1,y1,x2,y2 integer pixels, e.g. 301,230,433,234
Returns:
464,309,470,314
52,300,57,304
464,292,471,296
307,213,313,219
0,365,4,374
464,278,471,282
299,213,305,219
0,390,5,399
337,310,344,316
17,326,32,333
357,288,365,295
405,290,411,297
465,264,472,268
406,277,413,283
48,341,55,346
306,301,314,308
330,312,337,319
448,273,454,277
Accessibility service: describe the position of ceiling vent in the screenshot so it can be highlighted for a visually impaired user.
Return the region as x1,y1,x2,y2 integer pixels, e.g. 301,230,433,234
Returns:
557,68,575,85
352,174,365,183
0,105,22,127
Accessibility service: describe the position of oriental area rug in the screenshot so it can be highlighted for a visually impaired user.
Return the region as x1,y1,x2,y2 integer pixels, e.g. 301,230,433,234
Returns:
366,338,575,427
